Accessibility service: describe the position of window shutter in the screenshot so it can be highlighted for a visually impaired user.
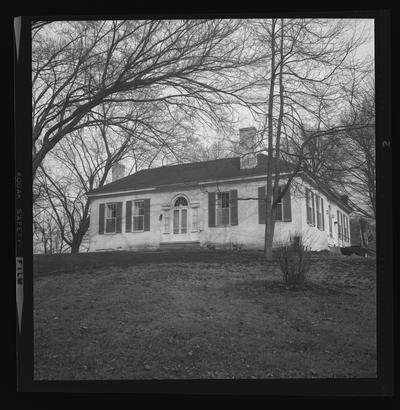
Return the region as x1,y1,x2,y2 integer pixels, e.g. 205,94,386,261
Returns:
283,185,292,222
343,215,346,241
337,210,340,240
258,186,266,224
340,212,344,241
230,189,238,225
208,192,216,227
116,202,122,233
316,195,320,228
306,188,310,224
311,192,315,225
144,199,150,231
126,201,132,232
99,203,105,234
321,198,325,230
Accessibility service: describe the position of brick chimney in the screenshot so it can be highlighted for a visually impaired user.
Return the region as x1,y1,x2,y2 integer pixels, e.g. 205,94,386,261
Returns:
112,162,125,182
238,127,257,169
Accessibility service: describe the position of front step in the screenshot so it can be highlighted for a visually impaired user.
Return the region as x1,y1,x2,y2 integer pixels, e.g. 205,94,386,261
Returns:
159,241,201,250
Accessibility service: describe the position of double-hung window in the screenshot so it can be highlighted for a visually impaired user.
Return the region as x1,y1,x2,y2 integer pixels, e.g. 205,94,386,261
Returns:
133,200,145,231
105,203,117,233
328,204,333,237
216,192,230,226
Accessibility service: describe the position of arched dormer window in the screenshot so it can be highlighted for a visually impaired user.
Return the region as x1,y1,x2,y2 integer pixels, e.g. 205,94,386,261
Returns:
174,196,188,207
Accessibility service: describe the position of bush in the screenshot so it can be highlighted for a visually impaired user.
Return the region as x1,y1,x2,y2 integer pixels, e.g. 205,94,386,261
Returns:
340,246,367,257
276,235,310,289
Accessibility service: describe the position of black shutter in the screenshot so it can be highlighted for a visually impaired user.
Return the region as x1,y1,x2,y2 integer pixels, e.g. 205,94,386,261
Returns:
116,202,122,233
208,192,216,227
321,198,325,230
99,203,105,234
144,199,150,231
258,186,266,224
283,185,292,222
230,190,238,225
126,201,132,232
337,210,341,240
305,188,310,224
311,192,315,226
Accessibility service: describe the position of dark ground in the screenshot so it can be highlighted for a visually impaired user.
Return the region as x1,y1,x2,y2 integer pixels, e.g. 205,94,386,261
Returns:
34,250,376,380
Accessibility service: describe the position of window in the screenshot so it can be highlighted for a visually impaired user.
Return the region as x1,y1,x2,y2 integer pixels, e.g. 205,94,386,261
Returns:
133,200,144,231
191,207,199,231
216,192,230,226
105,203,117,233
163,212,169,234
174,196,188,207
328,204,333,237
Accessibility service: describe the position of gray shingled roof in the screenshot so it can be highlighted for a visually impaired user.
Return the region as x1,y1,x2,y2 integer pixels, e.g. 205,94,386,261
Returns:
87,154,294,196
86,153,351,212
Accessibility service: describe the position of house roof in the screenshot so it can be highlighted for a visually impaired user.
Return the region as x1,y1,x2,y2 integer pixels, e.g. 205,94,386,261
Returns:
87,153,351,212
87,154,294,196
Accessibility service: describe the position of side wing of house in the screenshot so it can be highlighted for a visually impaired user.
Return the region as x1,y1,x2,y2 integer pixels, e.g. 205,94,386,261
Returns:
293,177,351,250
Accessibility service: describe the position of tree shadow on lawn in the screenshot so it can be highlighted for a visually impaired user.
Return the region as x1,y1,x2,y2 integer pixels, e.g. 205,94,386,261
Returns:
232,278,352,298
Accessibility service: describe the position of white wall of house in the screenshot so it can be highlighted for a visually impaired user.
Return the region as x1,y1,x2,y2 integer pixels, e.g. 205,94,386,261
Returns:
87,176,350,252
295,180,351,251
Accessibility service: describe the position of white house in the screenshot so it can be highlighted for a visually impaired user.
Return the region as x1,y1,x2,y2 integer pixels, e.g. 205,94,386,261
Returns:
86,129,352,252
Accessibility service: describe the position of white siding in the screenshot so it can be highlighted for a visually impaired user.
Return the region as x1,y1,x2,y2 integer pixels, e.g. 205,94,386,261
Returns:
296,179,351,250
87,176,350,252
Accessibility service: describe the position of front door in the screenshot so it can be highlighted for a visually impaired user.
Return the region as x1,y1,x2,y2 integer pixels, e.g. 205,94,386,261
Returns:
172,196,189,241
173,208,188,236
160,195,200,245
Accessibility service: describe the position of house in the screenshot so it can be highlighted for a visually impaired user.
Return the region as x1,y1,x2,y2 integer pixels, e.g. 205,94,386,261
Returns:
86,128,352,252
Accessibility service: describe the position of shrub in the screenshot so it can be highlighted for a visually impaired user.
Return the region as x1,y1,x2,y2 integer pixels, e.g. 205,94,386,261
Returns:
276,235,310,289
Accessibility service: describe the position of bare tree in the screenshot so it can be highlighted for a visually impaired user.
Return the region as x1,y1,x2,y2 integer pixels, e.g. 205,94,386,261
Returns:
339,85,375,219
32,19,256,179
33,184,69,254
35,98,197,253
248,18,373,260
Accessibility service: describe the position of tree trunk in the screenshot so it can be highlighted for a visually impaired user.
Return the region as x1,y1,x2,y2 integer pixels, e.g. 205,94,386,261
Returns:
70,240,81,254
70,232,83,253
264,19,277,261
264,205,277,260
70,223,89,253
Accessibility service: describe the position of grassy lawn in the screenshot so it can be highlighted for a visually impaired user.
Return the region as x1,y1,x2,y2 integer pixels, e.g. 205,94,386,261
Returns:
34,250,376,380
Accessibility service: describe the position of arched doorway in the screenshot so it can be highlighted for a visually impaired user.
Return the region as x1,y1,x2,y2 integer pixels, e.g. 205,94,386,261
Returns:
172,195,189,235
159,193,200,247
